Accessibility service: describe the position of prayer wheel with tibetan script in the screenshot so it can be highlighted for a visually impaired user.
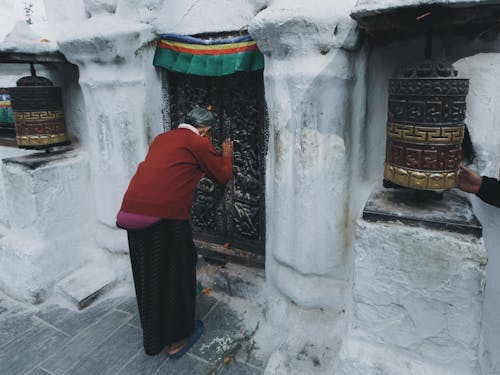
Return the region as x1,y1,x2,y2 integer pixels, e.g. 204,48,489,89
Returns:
0,89,15,134
9,66,70,149
384,61,469,190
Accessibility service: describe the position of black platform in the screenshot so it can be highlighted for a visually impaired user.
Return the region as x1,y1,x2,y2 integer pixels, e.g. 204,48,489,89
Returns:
362,188,482,237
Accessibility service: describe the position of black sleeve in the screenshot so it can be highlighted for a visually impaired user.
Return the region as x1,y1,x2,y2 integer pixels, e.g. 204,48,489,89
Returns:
476,176,500,208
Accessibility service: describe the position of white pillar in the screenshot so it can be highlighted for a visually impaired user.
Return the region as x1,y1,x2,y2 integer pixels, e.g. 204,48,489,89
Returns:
57,17,163,251
249,1,359,311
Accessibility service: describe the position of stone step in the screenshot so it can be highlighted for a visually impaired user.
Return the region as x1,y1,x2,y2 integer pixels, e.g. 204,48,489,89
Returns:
196,257,265,299
57,263,116,309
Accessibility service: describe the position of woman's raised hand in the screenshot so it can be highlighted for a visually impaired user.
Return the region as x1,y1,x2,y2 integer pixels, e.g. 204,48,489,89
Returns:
222,138,233,158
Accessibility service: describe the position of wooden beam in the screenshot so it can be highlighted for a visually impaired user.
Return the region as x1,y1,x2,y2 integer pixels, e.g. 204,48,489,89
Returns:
351,4,500,42
194,239,265,268
0,51,68,64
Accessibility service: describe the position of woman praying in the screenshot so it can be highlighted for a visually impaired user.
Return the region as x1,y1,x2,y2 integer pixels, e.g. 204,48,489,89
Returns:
116,106,233,358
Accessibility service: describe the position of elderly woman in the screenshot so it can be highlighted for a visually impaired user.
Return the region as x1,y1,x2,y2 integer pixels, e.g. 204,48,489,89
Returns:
117,107,233,358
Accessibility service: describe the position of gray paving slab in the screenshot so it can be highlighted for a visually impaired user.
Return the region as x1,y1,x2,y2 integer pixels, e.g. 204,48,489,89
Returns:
115,297,141,328
115,297,138,316
0,269,266,375
26,367,53,375
41,310,132,374
0,313,39,350
127,313,142,329
69,322,143,375
234,339,265,370
117,348,168,375
0,299,8,315
0,323,70,374
35,297,121,336
196,294,218,321
155,353,213,374
218,359,263,374
191,302,243,363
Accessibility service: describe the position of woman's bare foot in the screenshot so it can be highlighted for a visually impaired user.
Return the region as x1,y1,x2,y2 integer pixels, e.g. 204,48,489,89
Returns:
166,339,187,355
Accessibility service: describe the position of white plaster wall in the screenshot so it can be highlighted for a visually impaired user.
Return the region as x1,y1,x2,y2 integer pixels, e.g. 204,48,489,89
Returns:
0,150,92,303
335,219,486,374
0,147,31,228
0,0,47,42
116,0,258,35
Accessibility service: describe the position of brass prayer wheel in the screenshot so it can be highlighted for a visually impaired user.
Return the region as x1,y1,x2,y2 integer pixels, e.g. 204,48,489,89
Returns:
384,61,469,190
9,66,70,149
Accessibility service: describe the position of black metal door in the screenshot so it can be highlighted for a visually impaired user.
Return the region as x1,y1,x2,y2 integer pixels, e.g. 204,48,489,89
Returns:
165,70,267,260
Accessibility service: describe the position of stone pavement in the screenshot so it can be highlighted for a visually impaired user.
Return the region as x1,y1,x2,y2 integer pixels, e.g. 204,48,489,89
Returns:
0,264,267,375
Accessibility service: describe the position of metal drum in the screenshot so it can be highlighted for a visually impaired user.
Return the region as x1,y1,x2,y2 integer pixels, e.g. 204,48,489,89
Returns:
9,67,70,149
384,61,469,190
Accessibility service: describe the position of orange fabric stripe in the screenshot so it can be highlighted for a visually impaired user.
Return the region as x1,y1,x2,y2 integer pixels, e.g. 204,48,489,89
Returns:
158,40,259,55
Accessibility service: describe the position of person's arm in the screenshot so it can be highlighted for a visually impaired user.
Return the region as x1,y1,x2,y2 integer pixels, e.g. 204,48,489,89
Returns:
458,165,500,208
476,176,500,208
191,137,233,186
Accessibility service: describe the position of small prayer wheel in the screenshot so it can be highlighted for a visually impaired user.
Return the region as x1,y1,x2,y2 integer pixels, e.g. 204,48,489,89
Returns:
0,89,15,135
384,61,469,190
9,65,70,149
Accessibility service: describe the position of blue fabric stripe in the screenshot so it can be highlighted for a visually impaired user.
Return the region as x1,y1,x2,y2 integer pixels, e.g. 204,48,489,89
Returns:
158,33,253,45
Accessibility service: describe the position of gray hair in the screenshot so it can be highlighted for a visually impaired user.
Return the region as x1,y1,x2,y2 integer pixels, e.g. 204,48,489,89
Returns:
185,107,215,128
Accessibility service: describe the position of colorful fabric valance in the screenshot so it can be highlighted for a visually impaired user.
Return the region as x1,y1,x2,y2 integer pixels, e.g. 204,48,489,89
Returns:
153,33,264,77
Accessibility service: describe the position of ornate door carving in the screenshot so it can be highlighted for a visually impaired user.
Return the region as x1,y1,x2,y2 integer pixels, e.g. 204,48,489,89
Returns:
164,70,267,258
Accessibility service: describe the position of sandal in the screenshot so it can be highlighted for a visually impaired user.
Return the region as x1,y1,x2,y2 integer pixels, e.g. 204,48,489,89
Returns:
169,320,204,360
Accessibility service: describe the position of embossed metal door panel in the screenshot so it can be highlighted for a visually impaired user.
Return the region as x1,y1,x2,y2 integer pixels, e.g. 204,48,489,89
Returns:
165,71,267,256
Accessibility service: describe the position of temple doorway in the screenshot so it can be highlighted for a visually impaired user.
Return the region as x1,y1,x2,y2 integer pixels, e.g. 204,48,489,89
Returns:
164,70,267,267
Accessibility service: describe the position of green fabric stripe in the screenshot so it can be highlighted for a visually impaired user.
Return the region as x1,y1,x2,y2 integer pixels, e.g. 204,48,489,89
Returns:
153,48,264,76
0,107,13,124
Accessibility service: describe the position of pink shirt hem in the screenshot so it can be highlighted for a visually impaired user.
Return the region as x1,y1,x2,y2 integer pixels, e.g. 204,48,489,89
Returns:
116,210,161,230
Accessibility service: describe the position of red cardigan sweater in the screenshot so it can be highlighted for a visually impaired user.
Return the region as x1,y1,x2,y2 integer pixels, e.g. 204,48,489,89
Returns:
120,128,232,220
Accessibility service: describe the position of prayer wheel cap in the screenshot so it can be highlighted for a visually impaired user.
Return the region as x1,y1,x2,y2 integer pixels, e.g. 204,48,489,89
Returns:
16,74,53,87
396,60,457,78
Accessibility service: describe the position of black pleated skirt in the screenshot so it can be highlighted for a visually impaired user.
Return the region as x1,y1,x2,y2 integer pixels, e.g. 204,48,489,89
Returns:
126,219,197,355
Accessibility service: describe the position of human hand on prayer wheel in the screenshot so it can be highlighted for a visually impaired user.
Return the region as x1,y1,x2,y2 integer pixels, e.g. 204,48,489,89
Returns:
457,164,500,208
222,138,233,158
457,165,483,193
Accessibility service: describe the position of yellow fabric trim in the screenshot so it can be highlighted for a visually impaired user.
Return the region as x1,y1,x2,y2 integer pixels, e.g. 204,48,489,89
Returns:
160,40,256,51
